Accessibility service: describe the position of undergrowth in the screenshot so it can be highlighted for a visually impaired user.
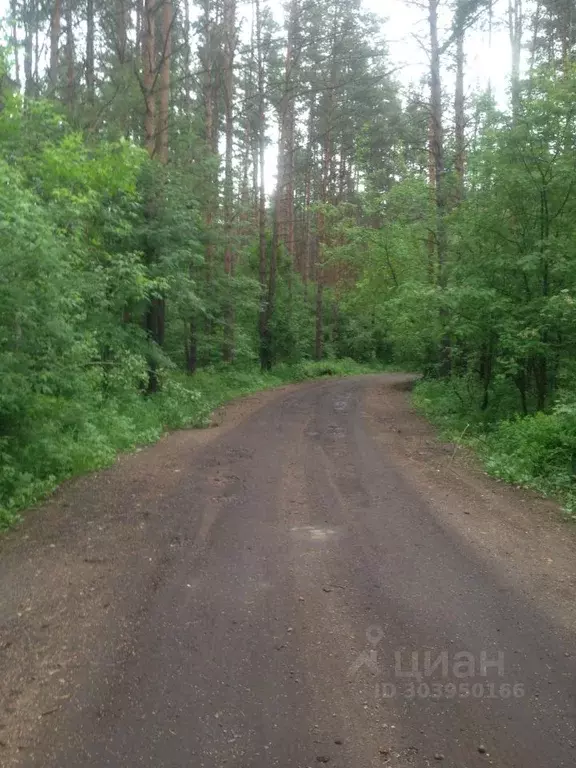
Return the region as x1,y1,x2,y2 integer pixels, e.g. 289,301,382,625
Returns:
0,358,377,530
413,378,576,519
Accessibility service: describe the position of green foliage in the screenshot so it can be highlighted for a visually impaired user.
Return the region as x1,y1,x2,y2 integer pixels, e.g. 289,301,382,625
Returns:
0,360,378,529
5,0,576,533
414,379,576,518
275,358,380,382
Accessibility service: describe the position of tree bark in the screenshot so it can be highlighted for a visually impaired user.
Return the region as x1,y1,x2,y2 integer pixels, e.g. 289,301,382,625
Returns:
200,0,219,280
142,0,157,156
141,0,164,393
50,0,61,91
302,94,316,288
24,13,33,96
10,0,20,88
156,0,173,164
508,0,522,116
429,0,450,376
65,0,74,109
454,27,465,204
276,0,298,268
86,0,95,103
116,0,128,65
256,0,270,370
222,0,237,362
314,3,338,361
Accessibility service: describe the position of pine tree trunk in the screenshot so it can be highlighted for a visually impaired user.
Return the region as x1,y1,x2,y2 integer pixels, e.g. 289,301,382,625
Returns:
508,0,522,116
116,0,128,65
156,0,172,164
314,5,337,362
222,0,237,362
199,0,219,351
314,127,331,361
50,0,61,91
256,0,270,370
65,0,74,109
302,94,316,288
24,16,33,95
10,0,20,87
86,0,95,103
142,0,156,156
184,0,191,107
263,0,298,368
427,112,436,283
141,0,163,393
277,0,298,267
454,28,465,204
429,0,450,376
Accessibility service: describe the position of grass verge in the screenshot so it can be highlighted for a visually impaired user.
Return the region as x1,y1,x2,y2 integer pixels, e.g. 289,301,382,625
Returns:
413,377,576,520
0,358,378,530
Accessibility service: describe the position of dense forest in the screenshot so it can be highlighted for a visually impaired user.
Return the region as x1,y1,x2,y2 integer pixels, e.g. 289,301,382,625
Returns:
1,0,576,524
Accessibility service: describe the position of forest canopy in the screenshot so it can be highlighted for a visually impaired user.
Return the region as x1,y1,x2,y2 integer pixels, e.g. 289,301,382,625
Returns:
2,0,576,522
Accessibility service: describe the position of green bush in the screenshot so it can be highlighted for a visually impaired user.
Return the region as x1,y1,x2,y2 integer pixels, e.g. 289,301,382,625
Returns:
484,405,576,514
0,360,378,529
413,378,576,517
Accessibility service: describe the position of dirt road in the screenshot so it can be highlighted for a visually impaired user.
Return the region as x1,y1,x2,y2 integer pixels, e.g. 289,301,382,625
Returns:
1,374,576,767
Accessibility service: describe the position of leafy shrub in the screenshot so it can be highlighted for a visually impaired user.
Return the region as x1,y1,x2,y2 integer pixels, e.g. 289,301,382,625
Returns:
279,358,378,382
413,378,576,517
0,360,379,529
484,405,576,514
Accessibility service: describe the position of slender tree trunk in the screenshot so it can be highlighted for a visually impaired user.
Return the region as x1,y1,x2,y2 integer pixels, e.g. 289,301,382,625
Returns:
256,0,271,370
65,0,74,109
24,16,33,96
429,0,450,376
10,0,20,87
559,0,572,67
315,4,339,362
454,27,465,204
183,0,197,371
34,21,39,83
315,100,334,362
302,95,316,288
141,0,163,393
156,0,173,164
315,126,331,361
222,0,237,362
262,0,299,366
427,113,436,283
184,0,191,107
200,0,219,328
508,0,522,116
277,0,298,267
116,0,128,65
142,0,156,156
86,0,95,103
529,0,540,76
50,0,61,91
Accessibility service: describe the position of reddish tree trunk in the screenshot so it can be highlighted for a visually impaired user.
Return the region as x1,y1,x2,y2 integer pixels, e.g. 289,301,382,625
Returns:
222,0,237,362
142,0,156,156
156,0,173,164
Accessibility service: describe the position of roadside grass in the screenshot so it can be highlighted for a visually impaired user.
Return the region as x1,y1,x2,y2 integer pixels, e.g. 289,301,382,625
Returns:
413,378,576,520
0,358,379,530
